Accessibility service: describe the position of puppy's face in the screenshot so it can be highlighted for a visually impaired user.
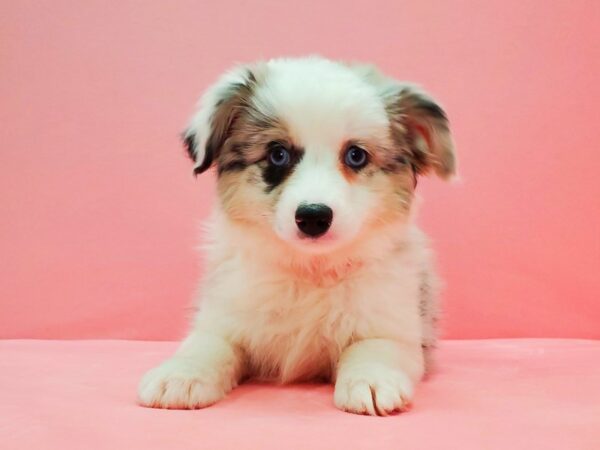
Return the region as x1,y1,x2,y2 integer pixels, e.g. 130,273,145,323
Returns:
185,58,456,254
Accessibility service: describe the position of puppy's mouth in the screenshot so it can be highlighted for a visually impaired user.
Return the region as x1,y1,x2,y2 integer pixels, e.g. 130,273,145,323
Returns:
295,229,335,242
290,229,339,255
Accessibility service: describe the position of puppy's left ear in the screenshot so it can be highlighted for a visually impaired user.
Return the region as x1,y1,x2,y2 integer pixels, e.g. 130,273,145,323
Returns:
386,85,457,179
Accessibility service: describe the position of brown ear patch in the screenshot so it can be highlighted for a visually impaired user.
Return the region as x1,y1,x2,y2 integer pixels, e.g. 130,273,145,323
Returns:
182,67,268,176
202,76,256,173
386,86,456,179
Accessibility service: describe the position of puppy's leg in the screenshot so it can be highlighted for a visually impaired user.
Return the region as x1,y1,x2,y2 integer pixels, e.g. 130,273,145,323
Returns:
419,268,440,375
138,332,244,409
334,339,424,416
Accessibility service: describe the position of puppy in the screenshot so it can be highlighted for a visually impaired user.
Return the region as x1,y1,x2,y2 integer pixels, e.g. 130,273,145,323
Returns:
138,56,456,416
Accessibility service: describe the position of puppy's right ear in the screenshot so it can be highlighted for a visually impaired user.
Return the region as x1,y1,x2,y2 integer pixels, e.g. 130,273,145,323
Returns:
183,66,258,175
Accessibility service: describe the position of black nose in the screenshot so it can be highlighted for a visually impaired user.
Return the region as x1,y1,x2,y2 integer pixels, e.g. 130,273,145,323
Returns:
295,203,333,238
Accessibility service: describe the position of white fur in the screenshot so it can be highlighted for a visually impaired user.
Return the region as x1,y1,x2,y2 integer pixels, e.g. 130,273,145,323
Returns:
139,57,451,416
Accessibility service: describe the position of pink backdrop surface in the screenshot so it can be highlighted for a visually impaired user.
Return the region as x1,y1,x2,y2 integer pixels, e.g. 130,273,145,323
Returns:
1,0,599,340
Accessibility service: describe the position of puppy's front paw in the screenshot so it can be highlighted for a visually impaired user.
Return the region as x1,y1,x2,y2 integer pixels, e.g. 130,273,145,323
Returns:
334,366,414,416
138,357,229,409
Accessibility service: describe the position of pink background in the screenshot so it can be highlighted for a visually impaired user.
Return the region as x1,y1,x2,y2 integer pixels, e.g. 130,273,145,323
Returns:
1,0,599,340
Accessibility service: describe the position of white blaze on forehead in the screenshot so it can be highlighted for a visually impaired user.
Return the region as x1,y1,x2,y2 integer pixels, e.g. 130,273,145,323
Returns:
253,58,390,149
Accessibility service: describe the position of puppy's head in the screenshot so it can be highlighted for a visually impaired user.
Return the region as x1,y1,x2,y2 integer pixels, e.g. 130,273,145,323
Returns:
184,57,456,253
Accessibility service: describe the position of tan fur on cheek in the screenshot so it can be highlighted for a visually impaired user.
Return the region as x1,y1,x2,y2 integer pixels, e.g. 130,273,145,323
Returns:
362,170,415,228
217,166,274,226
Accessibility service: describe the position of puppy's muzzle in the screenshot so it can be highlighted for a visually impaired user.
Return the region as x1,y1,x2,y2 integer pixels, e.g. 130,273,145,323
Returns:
295,203,333,238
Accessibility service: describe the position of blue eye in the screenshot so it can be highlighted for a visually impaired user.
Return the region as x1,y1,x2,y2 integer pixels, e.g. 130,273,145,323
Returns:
268,143,291,167
344,145,368,169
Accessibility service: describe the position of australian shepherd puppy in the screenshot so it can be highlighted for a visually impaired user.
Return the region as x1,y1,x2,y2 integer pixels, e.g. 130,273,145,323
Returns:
138,56,456,416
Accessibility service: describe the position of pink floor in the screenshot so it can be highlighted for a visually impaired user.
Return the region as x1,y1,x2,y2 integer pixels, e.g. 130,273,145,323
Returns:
2,339,599,449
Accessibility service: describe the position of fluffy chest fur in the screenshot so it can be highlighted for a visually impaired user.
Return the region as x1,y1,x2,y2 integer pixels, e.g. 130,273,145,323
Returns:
194,212,431,383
